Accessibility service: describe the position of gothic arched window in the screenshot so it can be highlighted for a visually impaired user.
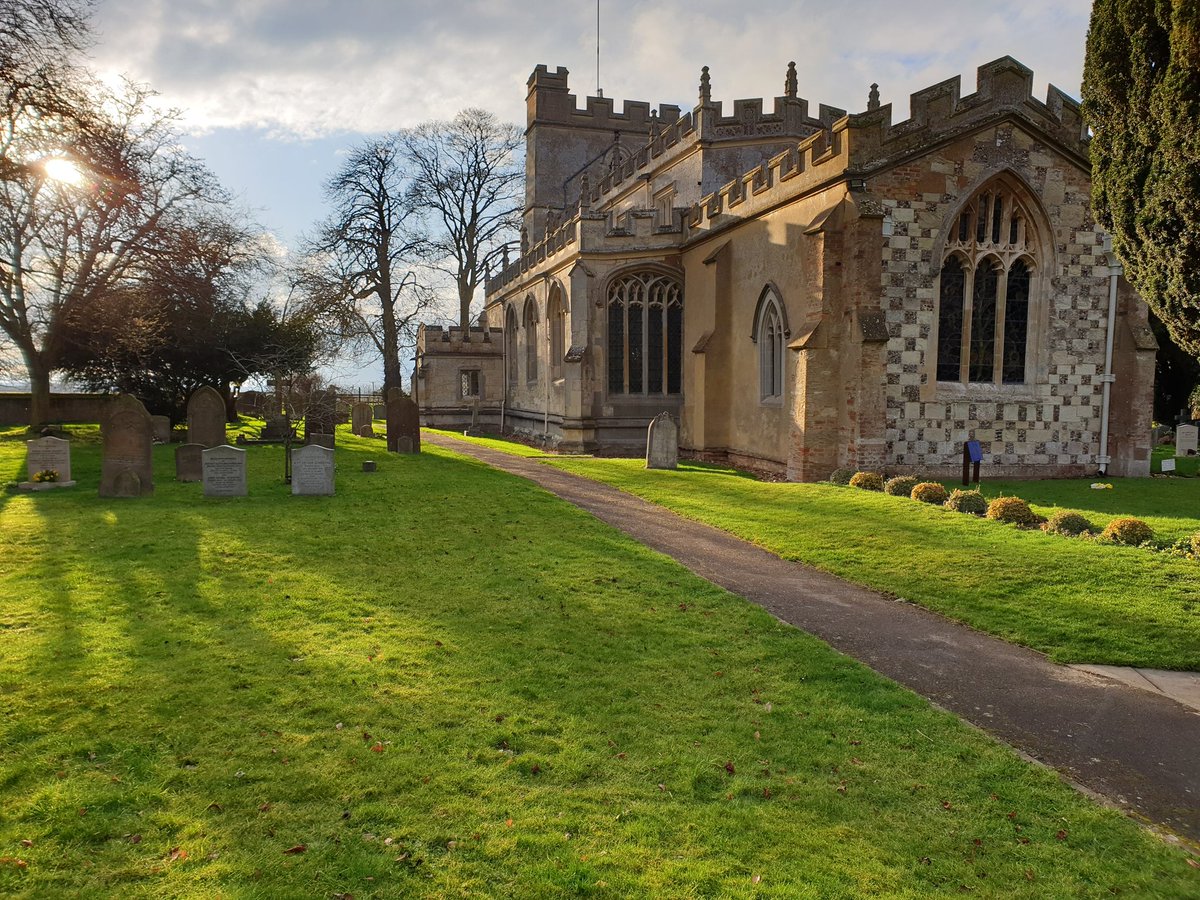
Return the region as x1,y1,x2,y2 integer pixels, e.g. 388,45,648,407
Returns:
523,296,538,384
936,182,1037,385
607,270,683,395
505,304,519,387
752,287,786,402
547,285,565,378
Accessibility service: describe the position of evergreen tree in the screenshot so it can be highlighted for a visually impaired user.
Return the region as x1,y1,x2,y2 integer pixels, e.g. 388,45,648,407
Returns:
1082,0,1200,355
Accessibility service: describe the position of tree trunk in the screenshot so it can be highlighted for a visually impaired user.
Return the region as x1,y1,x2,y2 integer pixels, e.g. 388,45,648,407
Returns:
458,275,473,334
221,382,238,422
24,351,52,430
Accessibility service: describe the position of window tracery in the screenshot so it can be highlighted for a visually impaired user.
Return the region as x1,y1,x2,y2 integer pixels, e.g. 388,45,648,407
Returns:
607,271,683,396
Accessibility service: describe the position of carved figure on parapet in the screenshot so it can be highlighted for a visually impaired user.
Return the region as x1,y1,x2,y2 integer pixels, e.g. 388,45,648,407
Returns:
868,83,881,112
785,62,798,99
699,66,711,104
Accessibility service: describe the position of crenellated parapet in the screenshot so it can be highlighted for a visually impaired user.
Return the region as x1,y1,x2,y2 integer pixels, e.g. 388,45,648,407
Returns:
527,64,681,132
842,57,1089,170
417,324,505,353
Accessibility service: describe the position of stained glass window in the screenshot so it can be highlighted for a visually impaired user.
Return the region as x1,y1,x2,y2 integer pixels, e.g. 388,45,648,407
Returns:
523,298,538,383
607,272,683,395
936,256,965,382
939,181,1038,386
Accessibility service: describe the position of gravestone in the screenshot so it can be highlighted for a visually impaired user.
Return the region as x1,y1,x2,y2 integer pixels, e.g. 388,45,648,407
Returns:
100,394,154,497
306,390,337,443
307,433,335,449
386,388,420,454
24,436,73,486
187,386,227,448
175,443,204,482
1175,424,1198,456
202,445,247,497
358,424,374,437
351,401,373,435
261,414,292,441
645,412,678,470
151,415,171,443
291,444,335,496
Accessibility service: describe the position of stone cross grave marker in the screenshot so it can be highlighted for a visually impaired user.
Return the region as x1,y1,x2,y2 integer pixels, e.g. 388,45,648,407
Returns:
202,445,247,497
175,443,204,482
386,388,420,454
291,443,335,495
100,394,154,497
23,436,73,487
351,401,373,435
645,412,678,470
151,415,171,443
1176,424,1198,456
187,386,227,448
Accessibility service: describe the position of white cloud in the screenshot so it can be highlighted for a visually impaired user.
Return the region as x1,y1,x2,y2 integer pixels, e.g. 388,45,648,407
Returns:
89,0,1093,139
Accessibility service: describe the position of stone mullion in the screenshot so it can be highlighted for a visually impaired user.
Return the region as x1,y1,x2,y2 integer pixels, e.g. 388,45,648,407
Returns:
958,259,974,384
993,265,1010,384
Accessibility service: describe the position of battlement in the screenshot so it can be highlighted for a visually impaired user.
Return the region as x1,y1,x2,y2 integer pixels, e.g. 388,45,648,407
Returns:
843,56,1088,168
527,65,681,132
417,324,504,355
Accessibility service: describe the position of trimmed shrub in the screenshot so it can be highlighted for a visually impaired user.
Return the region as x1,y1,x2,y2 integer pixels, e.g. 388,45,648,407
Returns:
849,471,885,492
829,468,855,486
911,482,949,504
1190,531,1200,556
986,496,1039,526
1101,517,1154,546
1042,510,1095,537
943,489,987,515
884,475,920,497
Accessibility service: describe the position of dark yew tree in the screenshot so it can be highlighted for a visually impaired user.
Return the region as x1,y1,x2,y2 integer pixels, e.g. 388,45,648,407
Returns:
1082,0,1200,355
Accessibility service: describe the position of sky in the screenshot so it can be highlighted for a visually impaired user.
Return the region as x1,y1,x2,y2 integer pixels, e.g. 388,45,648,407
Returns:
76,0,1095,387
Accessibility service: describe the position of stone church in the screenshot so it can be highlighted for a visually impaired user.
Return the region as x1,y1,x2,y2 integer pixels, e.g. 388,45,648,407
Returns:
415,57,1156,480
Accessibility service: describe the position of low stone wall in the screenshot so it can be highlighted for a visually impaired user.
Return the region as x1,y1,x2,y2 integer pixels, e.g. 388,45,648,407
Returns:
0,393,113,425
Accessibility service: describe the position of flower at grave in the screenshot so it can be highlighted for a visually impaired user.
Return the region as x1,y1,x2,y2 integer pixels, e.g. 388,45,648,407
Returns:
32,469,60,483
1089,483,1114,490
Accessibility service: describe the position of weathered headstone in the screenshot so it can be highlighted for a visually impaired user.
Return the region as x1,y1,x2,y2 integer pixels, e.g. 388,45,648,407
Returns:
1175,424,1198,456
187,386,227,448
646,412,679,470
306,390,337,443
260,414,292,441
23,436,73,486
307,433,335,449
351,401,373,434
358,424,374,437
175,443,204,482
151,415,172,443
202,445,247,497
100,394,154,497
291,444,335,496
386,388,420,454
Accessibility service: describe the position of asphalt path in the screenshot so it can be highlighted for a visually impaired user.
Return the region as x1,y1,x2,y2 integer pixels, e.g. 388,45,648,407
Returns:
425,432,1200,844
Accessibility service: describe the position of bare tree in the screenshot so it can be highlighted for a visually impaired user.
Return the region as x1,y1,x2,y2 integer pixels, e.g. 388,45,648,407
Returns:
0,72,226,425
401,109,522,329
302,135,433,394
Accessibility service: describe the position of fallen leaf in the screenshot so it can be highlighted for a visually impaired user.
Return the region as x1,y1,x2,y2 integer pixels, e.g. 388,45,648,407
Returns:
167,848,187,862
19,840,32,848
206,802,223,812
371,742,385,753
616,752,627,760
505,819,513,828
384,837,394,846
723,761,735,775
530,763,541,775
941,800,953,810
282,845,306,854
1186,858,1199,870
206,851,220,861
752,874,762,884
129,834,142,844
0,858,28,870
762,787,772,799
259,803,272,813
335,722,344,730
362,833,376,842
1055,829,1068,841
446,840,457,850
77,808,87,817
754,731,760,741
657,783,666,792
333,893,354,900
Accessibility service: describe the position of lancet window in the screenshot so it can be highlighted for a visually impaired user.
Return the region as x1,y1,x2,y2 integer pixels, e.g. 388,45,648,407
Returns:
607,271,683,395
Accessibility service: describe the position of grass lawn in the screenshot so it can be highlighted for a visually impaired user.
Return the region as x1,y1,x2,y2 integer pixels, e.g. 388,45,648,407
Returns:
0,426,1196,896
432,432,1200,671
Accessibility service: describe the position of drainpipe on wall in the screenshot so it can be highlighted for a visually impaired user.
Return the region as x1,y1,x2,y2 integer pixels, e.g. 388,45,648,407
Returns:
544,278,552,437
1097,241,1121,476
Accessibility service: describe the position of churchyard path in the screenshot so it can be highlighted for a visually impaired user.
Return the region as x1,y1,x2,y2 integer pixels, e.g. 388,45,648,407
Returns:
425,432,1200,846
